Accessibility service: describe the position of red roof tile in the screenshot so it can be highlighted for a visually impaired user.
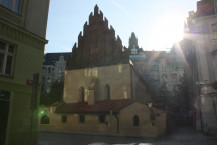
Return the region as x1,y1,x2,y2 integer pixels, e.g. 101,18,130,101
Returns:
55,99,135,114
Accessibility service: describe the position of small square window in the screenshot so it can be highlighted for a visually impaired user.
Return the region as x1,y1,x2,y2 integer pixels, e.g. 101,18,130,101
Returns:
62,115,67,123
99,115,105,123
79,114,85,123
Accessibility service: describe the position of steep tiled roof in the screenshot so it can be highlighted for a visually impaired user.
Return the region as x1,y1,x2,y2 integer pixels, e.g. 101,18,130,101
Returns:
43,52,71,65
55,99,135,114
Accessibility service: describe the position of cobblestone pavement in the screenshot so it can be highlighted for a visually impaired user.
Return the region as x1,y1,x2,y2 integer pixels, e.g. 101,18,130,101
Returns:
37,127,217,145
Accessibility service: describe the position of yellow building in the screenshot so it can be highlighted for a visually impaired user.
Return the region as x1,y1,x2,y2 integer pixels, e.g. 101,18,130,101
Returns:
39,5,166,137
0,0,50,145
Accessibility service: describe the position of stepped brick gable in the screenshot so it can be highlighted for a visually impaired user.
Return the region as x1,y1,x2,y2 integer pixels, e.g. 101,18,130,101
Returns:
66,5,129,70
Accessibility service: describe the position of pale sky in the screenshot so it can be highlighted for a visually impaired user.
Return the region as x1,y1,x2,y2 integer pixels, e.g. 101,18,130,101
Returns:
45,0,198,53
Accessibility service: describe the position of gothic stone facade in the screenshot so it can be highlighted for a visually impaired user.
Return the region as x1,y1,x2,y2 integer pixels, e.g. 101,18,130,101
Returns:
39,5,166,137
42,52,71,92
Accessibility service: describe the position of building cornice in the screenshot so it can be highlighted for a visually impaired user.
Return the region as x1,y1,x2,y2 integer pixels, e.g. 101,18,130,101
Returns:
0,80,32,94
188,13,217,21
0,18,48,50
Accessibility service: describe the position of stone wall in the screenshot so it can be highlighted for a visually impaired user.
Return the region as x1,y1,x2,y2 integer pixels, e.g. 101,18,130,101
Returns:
39,106,118,134
63,64,132,103
131,68,149,102
39,102,167,137
119,102,166,137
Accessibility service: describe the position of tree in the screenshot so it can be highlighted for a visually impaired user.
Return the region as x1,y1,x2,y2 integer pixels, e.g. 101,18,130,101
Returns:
40,76,64,105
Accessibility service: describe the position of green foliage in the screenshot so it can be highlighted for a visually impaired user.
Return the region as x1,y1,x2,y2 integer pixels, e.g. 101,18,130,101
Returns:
40,77,64,105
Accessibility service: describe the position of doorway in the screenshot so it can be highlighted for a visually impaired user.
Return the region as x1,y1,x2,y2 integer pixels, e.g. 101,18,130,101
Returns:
0,90,10,145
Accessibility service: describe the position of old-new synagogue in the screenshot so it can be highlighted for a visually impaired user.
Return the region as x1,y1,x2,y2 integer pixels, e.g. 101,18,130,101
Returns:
39,5,166,137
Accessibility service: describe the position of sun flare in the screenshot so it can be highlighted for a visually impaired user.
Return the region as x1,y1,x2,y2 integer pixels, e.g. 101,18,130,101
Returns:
147,14,185,50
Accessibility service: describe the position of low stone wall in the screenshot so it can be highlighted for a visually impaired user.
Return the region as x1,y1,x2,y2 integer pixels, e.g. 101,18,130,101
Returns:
38,102,166,137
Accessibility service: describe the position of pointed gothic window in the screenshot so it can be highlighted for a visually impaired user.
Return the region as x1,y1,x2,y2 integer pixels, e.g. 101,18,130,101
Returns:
133,115,139,126
79,87,85,103
79,114,85,123
105,84,110,100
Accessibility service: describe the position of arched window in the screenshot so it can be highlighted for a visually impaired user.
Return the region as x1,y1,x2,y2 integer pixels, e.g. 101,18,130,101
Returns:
79,87,85,102
133,115,139,126
105,84,110,100
150,109,156,121
40,115,49,124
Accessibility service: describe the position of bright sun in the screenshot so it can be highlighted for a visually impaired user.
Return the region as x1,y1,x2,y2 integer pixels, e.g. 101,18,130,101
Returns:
148,14,185,50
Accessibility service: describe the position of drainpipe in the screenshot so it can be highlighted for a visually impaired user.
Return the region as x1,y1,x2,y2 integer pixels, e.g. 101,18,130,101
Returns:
114,114,119,133
130,65,133,98
110,109,112,136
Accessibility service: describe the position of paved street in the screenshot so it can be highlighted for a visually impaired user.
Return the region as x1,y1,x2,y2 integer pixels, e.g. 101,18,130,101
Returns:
37,127,217,145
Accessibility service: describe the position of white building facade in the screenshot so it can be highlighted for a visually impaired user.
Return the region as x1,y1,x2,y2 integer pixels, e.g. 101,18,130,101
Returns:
42,53,71,92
